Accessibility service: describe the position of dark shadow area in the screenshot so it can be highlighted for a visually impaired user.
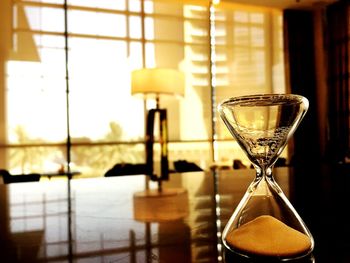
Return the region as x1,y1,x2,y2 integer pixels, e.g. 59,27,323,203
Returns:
233,159,247,169
104,163,147,177
173,160,203,173
274,157,287,167
0,169,41,184
223,248,315,263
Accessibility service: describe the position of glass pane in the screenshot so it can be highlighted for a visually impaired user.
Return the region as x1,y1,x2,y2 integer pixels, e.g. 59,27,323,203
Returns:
6,43,67,144
144,17,154,40
130,41,145,68
250,12,264,23
145,42,156,68
251,27,265,47
129,15,142,39
129,0,142,12
71,144,145,177
68,10,127,37
7,146,66,174
68,38,144,142
25,0,64,3
144,0,154,14
68,0,126,10
24,6,65,33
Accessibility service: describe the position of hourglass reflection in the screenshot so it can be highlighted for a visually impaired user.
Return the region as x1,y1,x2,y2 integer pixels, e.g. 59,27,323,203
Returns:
218,94,314,260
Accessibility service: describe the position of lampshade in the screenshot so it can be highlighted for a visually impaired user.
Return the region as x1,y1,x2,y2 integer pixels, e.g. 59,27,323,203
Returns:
131,68,185,97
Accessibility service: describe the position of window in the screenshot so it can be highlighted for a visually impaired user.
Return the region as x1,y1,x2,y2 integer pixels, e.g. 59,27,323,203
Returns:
0,0,285,176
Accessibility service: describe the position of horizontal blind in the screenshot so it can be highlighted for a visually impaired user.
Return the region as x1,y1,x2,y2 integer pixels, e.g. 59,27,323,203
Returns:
213,2,286,165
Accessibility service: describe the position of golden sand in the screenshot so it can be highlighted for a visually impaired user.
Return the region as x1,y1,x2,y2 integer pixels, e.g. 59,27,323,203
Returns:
226,215,312,257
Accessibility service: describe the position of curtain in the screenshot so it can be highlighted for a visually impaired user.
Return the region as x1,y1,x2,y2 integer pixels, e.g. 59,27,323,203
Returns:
327,0,350,163
283,9,320,165
283,9,325,220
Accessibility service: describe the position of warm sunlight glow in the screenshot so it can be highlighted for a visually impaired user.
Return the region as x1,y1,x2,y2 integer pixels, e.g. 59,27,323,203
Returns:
6,1,154,143
4,0,285,175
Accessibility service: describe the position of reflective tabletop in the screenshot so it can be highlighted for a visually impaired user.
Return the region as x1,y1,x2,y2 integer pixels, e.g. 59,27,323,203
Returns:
0,165,348,263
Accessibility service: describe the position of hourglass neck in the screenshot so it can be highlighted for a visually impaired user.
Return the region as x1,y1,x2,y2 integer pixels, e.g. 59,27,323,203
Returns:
256,166,273,179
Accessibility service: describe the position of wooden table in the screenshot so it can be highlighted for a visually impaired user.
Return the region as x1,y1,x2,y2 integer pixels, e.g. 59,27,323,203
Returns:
0,166,348,262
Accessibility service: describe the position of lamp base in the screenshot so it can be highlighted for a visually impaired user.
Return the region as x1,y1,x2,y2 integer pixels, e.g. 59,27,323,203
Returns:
133,187,188,222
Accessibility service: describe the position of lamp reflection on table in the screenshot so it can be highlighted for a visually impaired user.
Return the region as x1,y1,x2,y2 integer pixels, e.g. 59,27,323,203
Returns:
133,182,191,262
133,188,189,222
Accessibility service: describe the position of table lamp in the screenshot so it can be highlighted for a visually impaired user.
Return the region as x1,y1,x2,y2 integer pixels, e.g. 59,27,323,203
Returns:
131,68,185,194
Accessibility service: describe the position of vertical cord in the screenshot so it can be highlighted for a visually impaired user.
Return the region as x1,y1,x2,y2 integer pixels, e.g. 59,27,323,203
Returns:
140,0,150,191
141,0,146,65
64,1,73,262
140,1,152,262
209,1,218,164
64,0,71,173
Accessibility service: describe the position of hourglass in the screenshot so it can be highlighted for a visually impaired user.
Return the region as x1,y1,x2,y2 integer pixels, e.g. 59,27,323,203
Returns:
218,94,314,261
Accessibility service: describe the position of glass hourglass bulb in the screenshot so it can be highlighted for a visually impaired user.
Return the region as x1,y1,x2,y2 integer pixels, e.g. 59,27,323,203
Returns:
218,94,314,261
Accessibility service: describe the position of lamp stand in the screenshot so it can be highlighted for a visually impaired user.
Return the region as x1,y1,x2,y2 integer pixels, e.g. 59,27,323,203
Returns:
135,103,185,197
145,108,169,191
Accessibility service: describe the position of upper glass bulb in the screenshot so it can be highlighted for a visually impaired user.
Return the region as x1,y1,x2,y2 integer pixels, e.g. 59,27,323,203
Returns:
218,94,309,171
